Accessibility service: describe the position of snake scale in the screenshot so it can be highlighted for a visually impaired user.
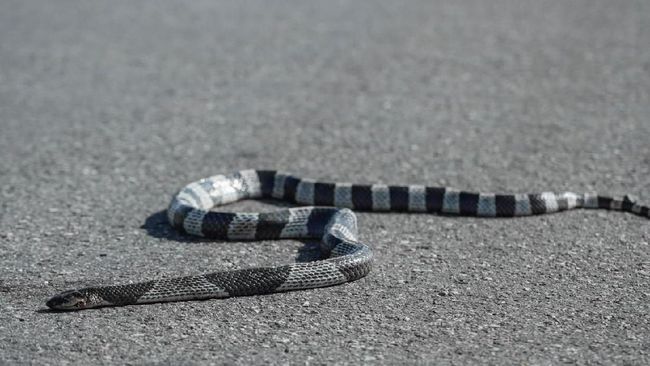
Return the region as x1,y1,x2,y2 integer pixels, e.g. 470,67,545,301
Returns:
46,169,649,310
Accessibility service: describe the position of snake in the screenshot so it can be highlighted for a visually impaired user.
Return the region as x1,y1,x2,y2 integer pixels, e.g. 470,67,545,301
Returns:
45,169,649,310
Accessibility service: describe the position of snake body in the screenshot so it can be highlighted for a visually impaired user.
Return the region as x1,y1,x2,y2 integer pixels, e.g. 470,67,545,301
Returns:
46,169,649,310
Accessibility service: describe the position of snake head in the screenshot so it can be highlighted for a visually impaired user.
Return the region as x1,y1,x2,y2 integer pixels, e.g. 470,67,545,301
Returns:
46,290,92,310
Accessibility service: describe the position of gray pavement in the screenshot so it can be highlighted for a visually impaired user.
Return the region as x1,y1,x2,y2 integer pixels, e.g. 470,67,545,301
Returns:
1,0,649,364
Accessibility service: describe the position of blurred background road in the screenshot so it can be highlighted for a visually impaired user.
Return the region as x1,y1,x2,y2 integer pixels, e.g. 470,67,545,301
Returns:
1,0,649,364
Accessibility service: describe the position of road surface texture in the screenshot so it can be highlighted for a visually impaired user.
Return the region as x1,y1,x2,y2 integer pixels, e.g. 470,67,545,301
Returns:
1,0,649,364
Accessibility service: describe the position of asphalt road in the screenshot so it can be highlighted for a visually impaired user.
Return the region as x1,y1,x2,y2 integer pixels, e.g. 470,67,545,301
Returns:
1,0,649,364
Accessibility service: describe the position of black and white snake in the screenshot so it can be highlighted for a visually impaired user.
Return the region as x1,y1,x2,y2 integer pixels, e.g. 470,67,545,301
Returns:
46,169,649,310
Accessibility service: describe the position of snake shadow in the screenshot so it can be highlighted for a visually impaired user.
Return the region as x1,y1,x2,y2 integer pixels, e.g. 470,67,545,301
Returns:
141,209,322,263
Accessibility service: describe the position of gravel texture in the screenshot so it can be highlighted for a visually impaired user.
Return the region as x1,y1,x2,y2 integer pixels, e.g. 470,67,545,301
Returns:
1,0,649,364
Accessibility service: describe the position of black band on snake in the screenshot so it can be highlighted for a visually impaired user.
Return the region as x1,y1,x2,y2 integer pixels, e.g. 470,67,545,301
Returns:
46,169,649,310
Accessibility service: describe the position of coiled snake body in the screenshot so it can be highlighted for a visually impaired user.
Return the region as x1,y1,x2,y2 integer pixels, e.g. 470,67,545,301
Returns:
46,169,649,310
